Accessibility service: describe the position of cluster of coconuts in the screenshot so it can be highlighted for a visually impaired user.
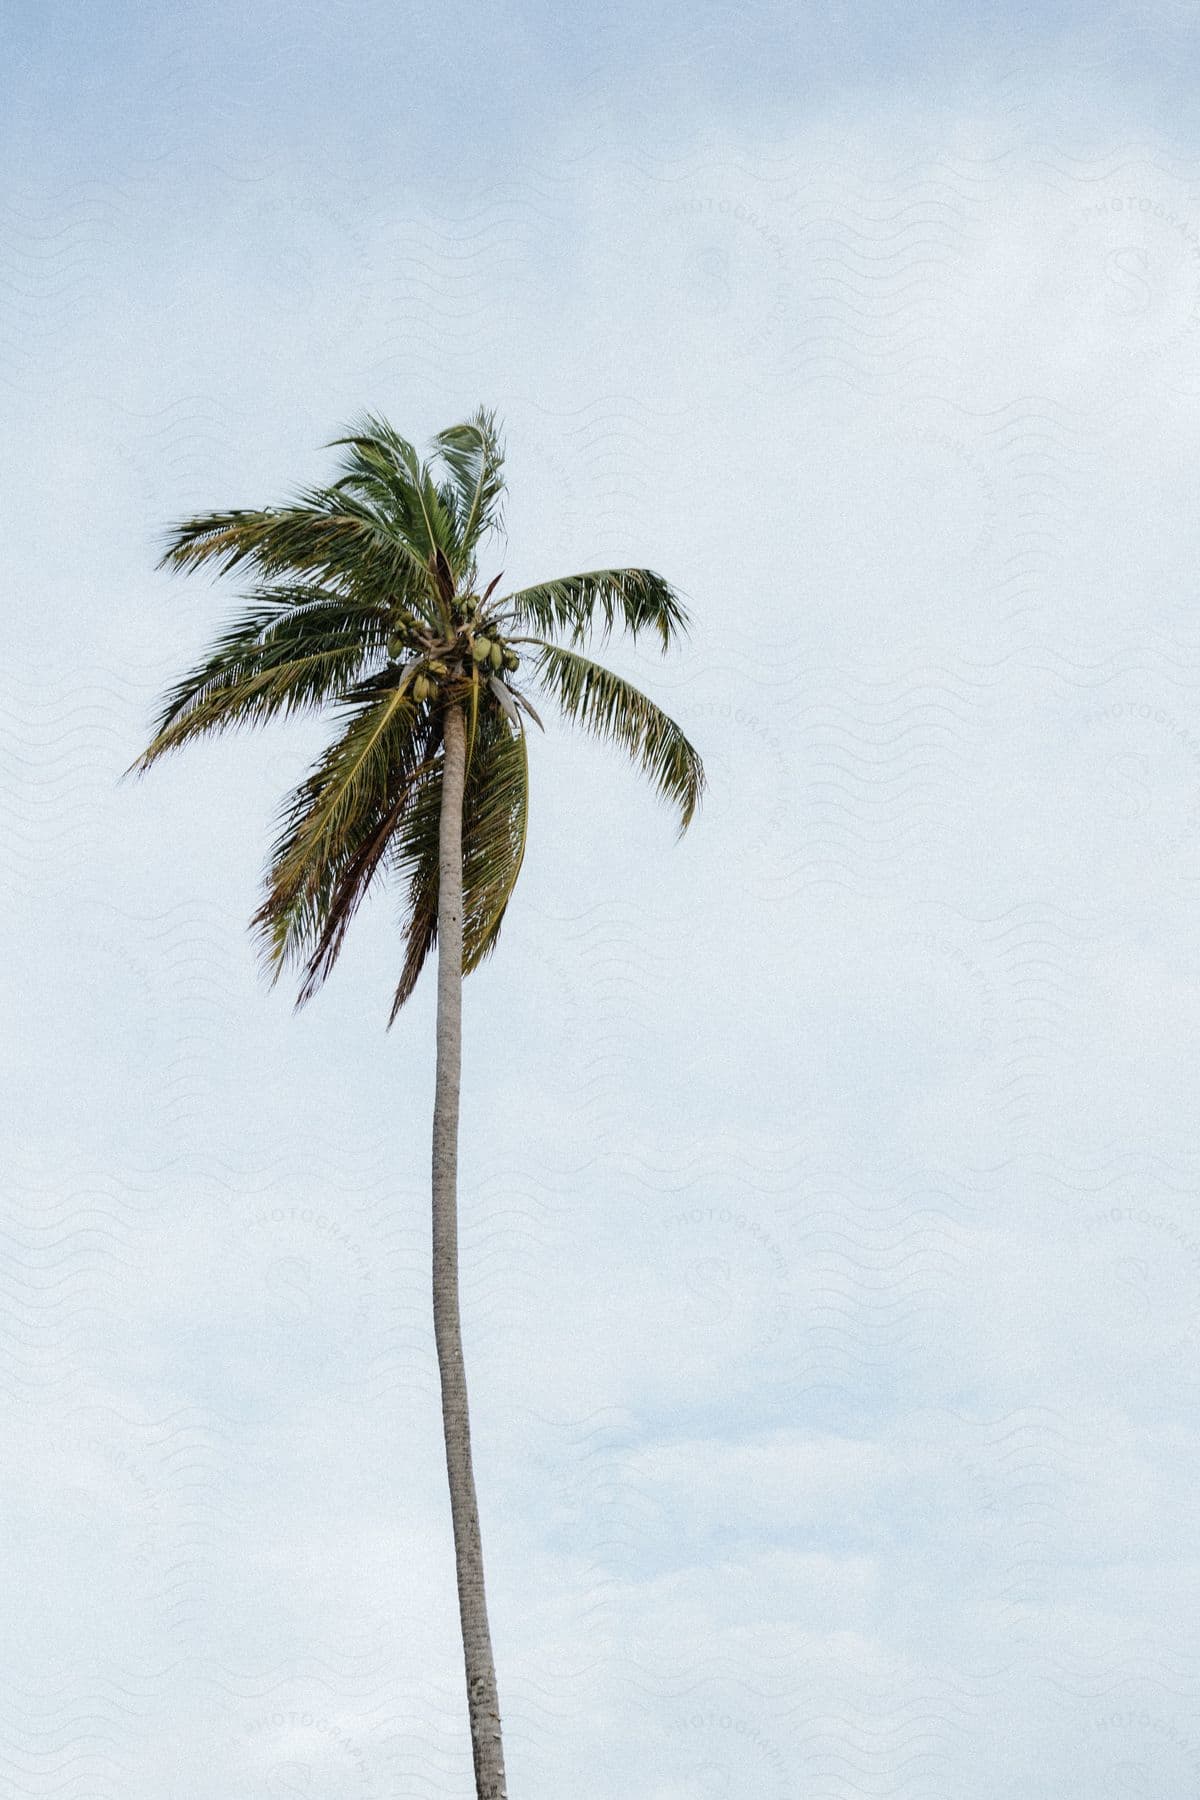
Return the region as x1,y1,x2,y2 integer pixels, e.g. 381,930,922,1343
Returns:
389,599,520,704
407,640,519,705
412,660,448,703
470,635,520,675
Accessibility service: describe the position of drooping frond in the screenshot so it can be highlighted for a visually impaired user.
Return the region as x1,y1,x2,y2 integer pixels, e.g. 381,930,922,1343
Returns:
500,567,689,650
252,681,434,997
529,640,704,831
462,711,528,970
386,761,442,1020
287,725,439,1008
131,585,392,770
158,488,438,620
432,409,506,565
387,707,529,1023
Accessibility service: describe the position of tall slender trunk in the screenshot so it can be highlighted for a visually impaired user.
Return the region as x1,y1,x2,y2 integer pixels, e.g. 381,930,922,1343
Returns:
432,701,508,1800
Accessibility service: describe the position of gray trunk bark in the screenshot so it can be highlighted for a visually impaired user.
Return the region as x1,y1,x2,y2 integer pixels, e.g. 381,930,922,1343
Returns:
432,701,508,1800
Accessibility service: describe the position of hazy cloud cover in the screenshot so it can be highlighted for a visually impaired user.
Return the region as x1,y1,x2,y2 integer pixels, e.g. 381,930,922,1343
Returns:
4,1,1200,1794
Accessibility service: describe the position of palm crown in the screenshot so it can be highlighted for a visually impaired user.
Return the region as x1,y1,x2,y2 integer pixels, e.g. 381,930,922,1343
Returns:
135,411,705,1019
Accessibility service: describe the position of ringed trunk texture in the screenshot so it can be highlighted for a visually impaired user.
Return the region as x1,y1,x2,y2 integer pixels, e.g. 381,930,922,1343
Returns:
432,702,508,1800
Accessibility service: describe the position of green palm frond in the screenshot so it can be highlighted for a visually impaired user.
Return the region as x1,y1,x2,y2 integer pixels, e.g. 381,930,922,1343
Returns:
500,567,689,650
386,761,442,1020
387,708,529,1023
329,414,461,575
462,711,528,968
432,409,506,564
287,731,439,1008
325,414,422,488
159,488,438,620
529,640,704,831
131,585,392,770
254,684,433,991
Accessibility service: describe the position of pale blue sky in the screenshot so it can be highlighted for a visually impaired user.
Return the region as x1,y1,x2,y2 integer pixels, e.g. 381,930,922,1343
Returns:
4,3,1200,1796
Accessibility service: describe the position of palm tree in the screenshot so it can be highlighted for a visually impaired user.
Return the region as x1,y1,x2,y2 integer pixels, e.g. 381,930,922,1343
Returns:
133,412,704,1800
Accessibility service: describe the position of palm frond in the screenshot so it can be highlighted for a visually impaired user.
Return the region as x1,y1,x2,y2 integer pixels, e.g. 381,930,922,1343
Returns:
329,415,461,574
432,409,506,564
288,742,437,1007
501,567,689,650
530,640,704,831
159,488,438,620
325,414,422,483
253,685,432,990
388,707,529,1022
386,761,442,1021
462,711,528,971
131,585,392,770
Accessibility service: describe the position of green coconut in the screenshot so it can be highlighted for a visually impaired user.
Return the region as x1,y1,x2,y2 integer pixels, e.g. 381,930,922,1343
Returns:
413,674,430,702
471,638,492,664
489,642,504,670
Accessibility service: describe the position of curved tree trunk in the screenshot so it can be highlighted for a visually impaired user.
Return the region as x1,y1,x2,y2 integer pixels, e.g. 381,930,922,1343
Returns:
432,701,508,1800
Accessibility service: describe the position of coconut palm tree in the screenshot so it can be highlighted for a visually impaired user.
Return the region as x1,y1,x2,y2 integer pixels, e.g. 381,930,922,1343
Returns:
132,411,704,1800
